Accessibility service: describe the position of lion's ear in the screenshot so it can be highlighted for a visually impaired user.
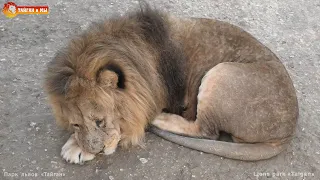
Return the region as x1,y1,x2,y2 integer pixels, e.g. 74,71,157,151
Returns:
98,70,119,88
97,64,125,89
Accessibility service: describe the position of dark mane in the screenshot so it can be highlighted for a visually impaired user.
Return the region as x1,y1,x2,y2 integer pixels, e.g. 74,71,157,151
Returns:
45,5,187,115
45,50,74,95
133,5,187,115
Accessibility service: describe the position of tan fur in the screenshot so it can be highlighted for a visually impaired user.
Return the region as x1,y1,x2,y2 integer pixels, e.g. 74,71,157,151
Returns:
152,60,298,160
44,7,298,163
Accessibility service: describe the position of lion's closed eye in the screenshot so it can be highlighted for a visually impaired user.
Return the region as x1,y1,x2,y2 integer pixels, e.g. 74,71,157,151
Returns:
95,119,104,127
72,124,80,130
95,119,103,127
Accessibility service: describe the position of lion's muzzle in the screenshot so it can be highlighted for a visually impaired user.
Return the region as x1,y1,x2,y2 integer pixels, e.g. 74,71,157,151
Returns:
75,131,106,154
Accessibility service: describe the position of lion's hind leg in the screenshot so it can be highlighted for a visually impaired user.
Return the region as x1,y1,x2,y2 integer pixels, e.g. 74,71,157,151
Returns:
152,113,202,137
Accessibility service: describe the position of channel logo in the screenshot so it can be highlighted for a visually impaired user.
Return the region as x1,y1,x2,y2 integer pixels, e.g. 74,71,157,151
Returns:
2,1,49,18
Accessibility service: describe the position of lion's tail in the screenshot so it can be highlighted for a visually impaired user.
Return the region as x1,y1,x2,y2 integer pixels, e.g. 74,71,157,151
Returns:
150,126,288,161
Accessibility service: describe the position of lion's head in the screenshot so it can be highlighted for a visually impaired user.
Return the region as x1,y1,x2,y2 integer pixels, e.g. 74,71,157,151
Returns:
44,7,172,154
44,44,157,153
45,66,125,154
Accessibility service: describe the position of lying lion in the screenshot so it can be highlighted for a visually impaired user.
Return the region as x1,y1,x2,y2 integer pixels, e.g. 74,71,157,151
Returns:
44,6,298,164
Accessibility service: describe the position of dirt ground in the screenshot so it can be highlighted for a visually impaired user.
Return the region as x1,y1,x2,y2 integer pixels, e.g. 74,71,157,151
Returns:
0,0,319,179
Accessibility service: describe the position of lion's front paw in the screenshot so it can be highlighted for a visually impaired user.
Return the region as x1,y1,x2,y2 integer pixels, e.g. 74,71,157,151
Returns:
61,134,95,164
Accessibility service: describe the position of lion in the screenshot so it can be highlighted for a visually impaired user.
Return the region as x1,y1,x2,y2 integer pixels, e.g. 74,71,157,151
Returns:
44,6,298,164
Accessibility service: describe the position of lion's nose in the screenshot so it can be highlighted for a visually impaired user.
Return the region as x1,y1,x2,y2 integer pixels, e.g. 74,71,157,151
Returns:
81,139,105,154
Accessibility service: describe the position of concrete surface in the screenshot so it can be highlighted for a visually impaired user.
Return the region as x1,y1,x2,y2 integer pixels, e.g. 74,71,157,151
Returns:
0,0,319,179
